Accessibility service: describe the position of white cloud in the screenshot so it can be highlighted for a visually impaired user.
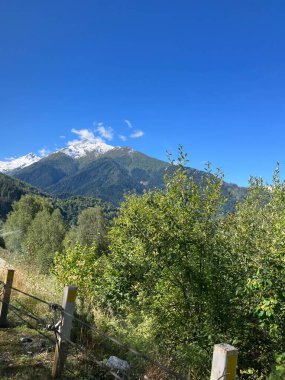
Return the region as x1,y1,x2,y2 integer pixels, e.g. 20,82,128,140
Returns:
60,135,66,139
71,128,96,141
38,148,50,157
67,128,104,149
118,135,127,142
95,123,114,141
124,119,133,129
130,130,144,138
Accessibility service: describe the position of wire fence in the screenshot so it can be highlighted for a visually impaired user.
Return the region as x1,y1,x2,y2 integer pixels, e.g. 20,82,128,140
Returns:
0,277,188,380
62,307,187,380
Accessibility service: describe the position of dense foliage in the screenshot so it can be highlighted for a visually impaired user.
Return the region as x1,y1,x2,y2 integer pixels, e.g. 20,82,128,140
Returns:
52,154,285,379
3,195,67,272
63,205,108,252
3,150,285,379
24,208,67,272
2,193,109,274
0,173,42,220
54,196,116,224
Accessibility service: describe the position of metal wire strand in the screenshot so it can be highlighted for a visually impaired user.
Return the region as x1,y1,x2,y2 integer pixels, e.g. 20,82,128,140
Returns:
9,306,56,345
10,285,51,306
0,299,46,325
0,278,186,379
58,331,124,380
61,309,187,380
13,298,48,325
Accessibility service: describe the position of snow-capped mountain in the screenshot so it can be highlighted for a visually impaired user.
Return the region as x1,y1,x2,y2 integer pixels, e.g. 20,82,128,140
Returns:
0,153,41,173
61,139,115,159
1,140,247,211
0,140,116,173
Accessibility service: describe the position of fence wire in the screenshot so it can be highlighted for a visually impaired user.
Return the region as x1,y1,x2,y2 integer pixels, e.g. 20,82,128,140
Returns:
61,308,187,380
0,277,187,380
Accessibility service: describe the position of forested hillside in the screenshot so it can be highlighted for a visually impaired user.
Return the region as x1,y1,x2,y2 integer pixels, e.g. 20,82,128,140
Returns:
12,147,247,209
0,172,115,225
0,173,43,220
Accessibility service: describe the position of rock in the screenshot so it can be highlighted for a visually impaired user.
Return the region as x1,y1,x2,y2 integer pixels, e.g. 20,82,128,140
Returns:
20,336,33,343
106,356,130,373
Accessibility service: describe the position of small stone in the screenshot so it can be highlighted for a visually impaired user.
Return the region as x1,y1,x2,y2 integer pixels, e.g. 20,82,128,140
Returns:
20,336,33,343
106,356,130,372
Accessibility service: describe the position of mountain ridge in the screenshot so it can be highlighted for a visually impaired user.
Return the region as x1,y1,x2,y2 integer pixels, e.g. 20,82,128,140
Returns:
0,140,115,174
0,153,41,173
0,140,247,209
9,143,247,209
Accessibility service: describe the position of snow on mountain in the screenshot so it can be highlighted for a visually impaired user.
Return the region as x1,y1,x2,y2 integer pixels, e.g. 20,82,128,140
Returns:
61,139,115,159
0,153,41,173
0,140,116,173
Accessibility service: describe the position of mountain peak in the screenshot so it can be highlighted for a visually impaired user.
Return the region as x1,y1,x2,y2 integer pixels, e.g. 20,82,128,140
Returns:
61,139,115,159
0,153,41,173
0,140,117,174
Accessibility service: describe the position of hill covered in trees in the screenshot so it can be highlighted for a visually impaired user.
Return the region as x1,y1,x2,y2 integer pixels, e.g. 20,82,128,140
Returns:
0,173,44,220
0,172,115,224
11,145,247,209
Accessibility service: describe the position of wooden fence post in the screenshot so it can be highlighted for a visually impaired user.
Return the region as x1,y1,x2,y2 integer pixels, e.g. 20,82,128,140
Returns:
0,268,15,327
52,285,77,379
210,343,238,380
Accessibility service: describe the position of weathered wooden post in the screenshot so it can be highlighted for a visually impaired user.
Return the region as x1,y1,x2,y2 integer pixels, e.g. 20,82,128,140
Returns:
52,285,77,379
0,268,15,327
210,343,238,380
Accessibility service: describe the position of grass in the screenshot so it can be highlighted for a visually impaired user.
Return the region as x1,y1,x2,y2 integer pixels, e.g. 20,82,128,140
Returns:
0,248,163,379
0,248,61,305
0,249,59,379
0,248,117,380
0,322,53,379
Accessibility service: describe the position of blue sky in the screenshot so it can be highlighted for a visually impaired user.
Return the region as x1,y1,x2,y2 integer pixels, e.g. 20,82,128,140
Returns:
1,0,285,186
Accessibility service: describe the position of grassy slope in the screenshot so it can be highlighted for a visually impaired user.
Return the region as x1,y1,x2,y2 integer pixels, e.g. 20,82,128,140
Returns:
0,325,53,380
0,249,112,380
0,249,58,379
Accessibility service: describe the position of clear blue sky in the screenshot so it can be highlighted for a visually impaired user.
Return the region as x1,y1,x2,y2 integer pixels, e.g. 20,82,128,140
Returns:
1,0,285,186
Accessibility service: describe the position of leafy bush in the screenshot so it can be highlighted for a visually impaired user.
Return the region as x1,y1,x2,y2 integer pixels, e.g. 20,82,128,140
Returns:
50,153,285,378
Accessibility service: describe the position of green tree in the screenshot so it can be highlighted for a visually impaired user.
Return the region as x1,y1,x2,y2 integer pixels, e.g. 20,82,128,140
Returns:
222,170,285,378
269,354,285,379
52,244,98,307
4,195,53,255
91,158,233,378
0,220,5,248
51,151,285,379
24,208,67,273
63,206,107,252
